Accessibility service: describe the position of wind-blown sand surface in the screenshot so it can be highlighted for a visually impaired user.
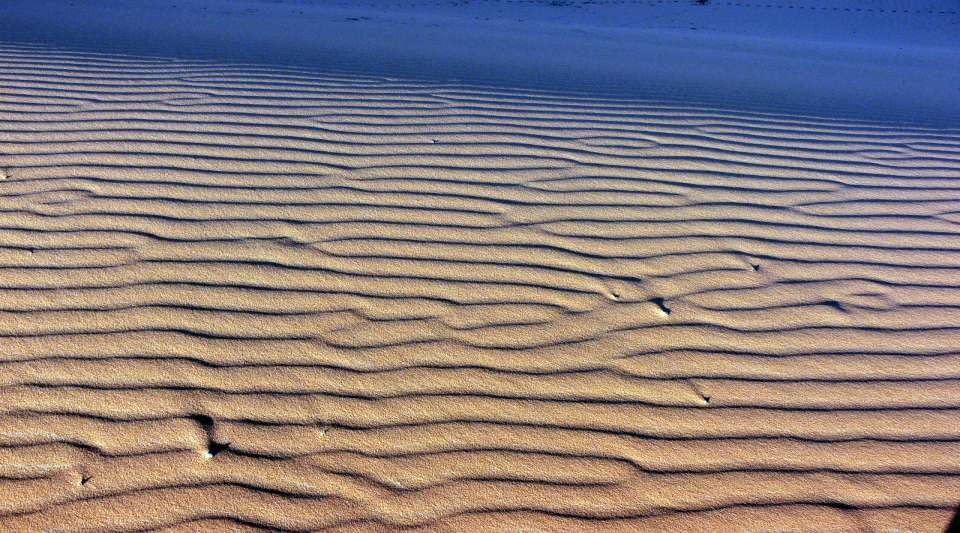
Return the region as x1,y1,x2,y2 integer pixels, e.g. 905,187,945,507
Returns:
2,1,960,531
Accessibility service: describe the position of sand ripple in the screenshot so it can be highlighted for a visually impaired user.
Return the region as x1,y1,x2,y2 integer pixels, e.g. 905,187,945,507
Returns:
1,44,959,531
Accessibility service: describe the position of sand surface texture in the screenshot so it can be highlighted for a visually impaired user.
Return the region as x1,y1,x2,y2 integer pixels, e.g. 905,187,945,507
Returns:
1,43,960,531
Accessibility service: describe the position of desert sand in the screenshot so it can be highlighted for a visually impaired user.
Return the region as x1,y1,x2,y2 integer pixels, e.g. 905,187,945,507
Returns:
1,1,960,531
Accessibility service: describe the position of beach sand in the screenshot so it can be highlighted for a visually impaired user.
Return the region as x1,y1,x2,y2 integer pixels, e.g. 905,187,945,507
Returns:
1,1,960,531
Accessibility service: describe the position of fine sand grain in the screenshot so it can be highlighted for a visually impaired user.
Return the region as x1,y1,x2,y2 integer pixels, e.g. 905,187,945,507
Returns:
1,39,959,531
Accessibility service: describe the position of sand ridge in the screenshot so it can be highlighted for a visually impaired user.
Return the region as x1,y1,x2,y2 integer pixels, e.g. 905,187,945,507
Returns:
0,43,959,531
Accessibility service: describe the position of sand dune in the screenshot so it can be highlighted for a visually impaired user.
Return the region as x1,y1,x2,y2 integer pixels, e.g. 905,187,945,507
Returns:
1,41,960,531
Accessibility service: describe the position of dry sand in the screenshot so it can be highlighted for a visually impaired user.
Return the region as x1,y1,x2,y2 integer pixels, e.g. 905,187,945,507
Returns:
1,3,960,530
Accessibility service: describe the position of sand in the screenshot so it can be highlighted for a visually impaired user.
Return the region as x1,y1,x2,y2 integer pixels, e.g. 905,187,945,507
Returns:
2,1,960,531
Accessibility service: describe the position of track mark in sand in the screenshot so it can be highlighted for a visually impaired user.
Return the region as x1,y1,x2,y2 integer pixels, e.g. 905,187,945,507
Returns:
687,379,712,406
190,414,229,459
0,43,959,532
651,297,672,316
946,506,960,533
822,299,845,312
